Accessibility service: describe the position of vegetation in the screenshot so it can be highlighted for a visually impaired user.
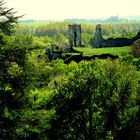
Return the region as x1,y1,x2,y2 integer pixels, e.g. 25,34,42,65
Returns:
75,46,130,56
0,0,20,35
131,39,140,57
47,60,139,140
15,22,140,49
1,1,140,139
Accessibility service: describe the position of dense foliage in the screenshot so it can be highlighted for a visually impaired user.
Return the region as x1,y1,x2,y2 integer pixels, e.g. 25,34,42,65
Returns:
47,60,139,140
1,1,140,139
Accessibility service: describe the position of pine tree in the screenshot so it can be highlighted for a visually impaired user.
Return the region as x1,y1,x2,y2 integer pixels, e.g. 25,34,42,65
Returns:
0,0,20,35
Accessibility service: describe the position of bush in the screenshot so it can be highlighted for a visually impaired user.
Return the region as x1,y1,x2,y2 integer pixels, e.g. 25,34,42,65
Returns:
131,39,140,57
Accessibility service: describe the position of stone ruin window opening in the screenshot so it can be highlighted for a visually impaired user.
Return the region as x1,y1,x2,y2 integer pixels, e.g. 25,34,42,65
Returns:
74,31,77,46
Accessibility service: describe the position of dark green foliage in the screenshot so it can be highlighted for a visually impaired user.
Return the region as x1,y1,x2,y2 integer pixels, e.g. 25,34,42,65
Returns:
0,34,37,139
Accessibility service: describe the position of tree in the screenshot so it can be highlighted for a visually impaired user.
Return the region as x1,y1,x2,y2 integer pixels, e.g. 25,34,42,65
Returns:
131,39,140,57
0,0,20,35
0,35,35,139
47,60,139,140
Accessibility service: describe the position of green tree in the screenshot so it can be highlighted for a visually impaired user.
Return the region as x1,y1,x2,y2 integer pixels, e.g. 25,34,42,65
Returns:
0,35,35,139
0,0,20,35
47,60,139,140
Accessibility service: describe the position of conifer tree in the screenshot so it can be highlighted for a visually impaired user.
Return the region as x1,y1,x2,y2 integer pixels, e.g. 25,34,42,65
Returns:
0,0,20,35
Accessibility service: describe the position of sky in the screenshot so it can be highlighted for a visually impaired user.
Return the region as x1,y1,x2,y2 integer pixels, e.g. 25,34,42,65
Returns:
5,0,140,20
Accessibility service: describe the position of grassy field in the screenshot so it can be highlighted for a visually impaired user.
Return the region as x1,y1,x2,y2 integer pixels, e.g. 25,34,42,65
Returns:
74,46,131,56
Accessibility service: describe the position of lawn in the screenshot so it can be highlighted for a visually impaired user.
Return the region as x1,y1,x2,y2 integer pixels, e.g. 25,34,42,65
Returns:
74,46,131,56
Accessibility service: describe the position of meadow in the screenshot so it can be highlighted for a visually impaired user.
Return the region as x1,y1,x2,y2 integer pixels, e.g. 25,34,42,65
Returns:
75,46,130,56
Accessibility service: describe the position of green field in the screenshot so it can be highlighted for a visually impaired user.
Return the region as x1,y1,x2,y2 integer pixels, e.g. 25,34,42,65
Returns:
75,46,131,56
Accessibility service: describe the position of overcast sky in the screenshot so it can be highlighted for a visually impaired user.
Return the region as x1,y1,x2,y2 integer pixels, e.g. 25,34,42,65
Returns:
5,0,140,20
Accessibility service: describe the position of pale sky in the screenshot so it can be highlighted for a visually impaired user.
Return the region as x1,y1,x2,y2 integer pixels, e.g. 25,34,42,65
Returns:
5,0,140,20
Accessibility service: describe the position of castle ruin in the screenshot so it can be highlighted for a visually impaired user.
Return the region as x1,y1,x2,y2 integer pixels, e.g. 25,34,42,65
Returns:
68,24,82,47
46,24,140,62
94,24,140,48
94,24,103,48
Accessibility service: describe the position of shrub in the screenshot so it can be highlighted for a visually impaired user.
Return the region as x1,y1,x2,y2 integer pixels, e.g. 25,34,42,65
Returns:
131,39,140,57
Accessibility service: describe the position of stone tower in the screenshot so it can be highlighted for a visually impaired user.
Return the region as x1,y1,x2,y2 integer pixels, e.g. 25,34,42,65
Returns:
94,24,103,48
68,24,82,47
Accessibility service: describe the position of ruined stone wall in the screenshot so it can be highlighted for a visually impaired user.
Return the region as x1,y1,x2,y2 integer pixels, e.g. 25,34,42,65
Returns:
94,24,140,48
102,38,133,47
68,24,82,47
